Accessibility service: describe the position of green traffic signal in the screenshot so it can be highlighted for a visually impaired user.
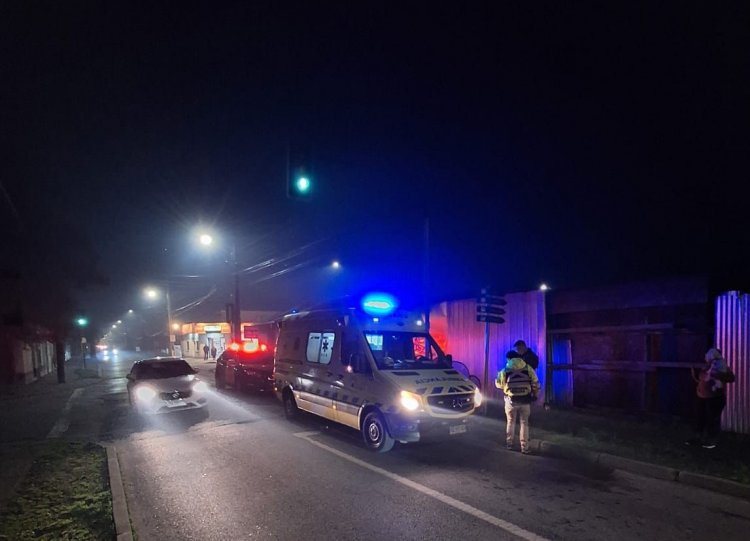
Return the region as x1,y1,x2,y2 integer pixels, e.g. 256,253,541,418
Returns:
295,176,311,194
76,317,89,327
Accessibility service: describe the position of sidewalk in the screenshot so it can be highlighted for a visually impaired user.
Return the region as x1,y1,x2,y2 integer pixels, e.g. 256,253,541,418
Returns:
479,402,750,498
0,356,104,511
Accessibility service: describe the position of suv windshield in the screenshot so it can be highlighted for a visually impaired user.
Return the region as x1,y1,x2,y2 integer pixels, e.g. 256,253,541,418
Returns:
135,360,194,379
364,331,451,371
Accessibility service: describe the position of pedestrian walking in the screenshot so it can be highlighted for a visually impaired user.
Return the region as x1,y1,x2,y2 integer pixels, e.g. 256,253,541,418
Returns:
496,350,540,454
513,339,539,370
203,344,210,360
687,347,735,449
210,345,217,360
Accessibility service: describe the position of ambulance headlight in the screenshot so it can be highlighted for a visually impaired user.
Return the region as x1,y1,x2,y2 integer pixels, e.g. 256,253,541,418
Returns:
400,391,421,412
474,388,483,408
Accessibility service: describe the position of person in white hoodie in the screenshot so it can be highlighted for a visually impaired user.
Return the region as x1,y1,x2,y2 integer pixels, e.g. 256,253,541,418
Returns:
688,348,735,449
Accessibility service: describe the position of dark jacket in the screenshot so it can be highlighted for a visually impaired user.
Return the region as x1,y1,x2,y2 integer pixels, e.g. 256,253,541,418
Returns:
520,349,539,370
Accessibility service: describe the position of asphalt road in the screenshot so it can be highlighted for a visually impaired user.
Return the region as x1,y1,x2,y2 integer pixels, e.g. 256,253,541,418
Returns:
97,353,750,541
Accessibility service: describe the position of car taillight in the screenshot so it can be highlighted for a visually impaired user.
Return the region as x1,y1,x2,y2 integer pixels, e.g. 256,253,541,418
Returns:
229,343,240,351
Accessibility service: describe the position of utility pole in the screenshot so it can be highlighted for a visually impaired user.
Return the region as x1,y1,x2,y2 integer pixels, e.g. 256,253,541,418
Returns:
56,336,66,383
165,285,174,356
231,241,242,344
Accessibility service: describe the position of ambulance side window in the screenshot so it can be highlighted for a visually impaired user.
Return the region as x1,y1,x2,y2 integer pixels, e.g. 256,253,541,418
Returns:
306,333,321,363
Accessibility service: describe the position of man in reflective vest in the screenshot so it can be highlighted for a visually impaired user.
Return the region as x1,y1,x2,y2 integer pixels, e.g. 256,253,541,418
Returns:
496,350,541,454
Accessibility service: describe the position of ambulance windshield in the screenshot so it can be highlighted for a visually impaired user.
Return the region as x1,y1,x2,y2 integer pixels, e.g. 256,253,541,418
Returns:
364,332,451,371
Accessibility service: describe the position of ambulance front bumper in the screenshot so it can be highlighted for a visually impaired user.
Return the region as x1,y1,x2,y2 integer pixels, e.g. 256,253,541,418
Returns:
385,412,473,443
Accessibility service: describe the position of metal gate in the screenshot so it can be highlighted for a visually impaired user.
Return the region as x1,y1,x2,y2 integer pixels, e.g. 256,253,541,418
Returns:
716,291,750,434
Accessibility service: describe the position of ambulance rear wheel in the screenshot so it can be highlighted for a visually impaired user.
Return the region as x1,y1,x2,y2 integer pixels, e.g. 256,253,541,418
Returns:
283,390,298,419
362,410,395,453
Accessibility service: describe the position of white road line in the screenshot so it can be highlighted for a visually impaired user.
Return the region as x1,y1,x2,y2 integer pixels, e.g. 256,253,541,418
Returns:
46,388,84,439
294,431,548,541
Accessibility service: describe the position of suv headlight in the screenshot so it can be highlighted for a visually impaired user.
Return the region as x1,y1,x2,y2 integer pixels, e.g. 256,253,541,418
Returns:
474,388,483,408
400,390,421,412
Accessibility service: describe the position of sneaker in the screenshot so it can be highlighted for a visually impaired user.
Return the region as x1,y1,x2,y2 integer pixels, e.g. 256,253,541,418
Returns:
521,448,531,455
701,443,717,449
506,443,513,450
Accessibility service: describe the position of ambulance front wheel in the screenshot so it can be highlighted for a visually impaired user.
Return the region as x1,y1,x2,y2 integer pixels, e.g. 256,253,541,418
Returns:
362,410,395,453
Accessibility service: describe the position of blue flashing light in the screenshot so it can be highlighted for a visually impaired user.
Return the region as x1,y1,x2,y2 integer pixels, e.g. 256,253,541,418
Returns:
362,293,399,316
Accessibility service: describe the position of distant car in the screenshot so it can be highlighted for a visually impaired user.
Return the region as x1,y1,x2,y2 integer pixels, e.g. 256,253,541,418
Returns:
215,340,274,392
126,358,208,414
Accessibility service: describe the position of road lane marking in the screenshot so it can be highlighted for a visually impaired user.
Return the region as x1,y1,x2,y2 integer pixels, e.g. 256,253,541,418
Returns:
47,388,85,438
294,431,548,541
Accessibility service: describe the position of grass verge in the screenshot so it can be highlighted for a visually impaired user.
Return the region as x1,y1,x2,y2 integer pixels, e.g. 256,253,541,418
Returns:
0,441,115,540
532,407,750,485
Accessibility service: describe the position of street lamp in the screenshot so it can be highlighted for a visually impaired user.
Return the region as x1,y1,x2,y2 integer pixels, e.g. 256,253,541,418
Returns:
199,233,213,246
128,309,134,314
331,260,341,269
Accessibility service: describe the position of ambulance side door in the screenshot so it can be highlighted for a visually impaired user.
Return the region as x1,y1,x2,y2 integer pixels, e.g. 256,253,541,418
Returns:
334,331,372,429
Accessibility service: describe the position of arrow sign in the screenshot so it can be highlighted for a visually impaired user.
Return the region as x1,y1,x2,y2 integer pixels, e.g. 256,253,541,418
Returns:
477,305,506,316
476,315,506,324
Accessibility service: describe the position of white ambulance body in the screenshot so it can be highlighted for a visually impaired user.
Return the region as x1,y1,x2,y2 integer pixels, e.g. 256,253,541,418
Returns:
273,308,482,452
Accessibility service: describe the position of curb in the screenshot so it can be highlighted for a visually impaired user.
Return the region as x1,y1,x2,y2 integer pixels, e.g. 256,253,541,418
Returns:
534,439,750,500
105,444,134,541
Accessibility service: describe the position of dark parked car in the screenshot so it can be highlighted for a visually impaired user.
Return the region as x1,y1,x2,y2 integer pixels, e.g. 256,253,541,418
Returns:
215,341,274,392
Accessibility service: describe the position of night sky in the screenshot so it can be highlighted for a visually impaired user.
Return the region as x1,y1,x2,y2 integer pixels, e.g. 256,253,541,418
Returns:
1,2,748,332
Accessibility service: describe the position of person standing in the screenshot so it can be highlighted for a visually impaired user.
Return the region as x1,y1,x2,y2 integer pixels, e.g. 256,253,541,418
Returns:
203,344,210,360
513,340,539,371
689,347,735,449
210,344,217,360
496,350,540,454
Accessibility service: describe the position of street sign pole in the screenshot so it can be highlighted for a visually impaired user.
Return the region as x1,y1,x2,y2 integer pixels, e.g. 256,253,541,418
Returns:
476,288,507,414
483,320,490,415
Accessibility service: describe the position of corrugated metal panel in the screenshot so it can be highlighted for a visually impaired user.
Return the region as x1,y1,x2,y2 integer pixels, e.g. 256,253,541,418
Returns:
716,291,750,434
440,291,546,403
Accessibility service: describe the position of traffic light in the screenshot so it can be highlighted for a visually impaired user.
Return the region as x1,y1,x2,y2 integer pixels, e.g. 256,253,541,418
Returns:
286,144,314,200
476,288,506,324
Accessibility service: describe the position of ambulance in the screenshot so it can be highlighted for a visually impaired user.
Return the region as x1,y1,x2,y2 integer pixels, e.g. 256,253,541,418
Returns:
273,306,482,452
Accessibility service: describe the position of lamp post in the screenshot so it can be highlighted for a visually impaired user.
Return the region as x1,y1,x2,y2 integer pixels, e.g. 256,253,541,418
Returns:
144,286,174,356
197,231,242,344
